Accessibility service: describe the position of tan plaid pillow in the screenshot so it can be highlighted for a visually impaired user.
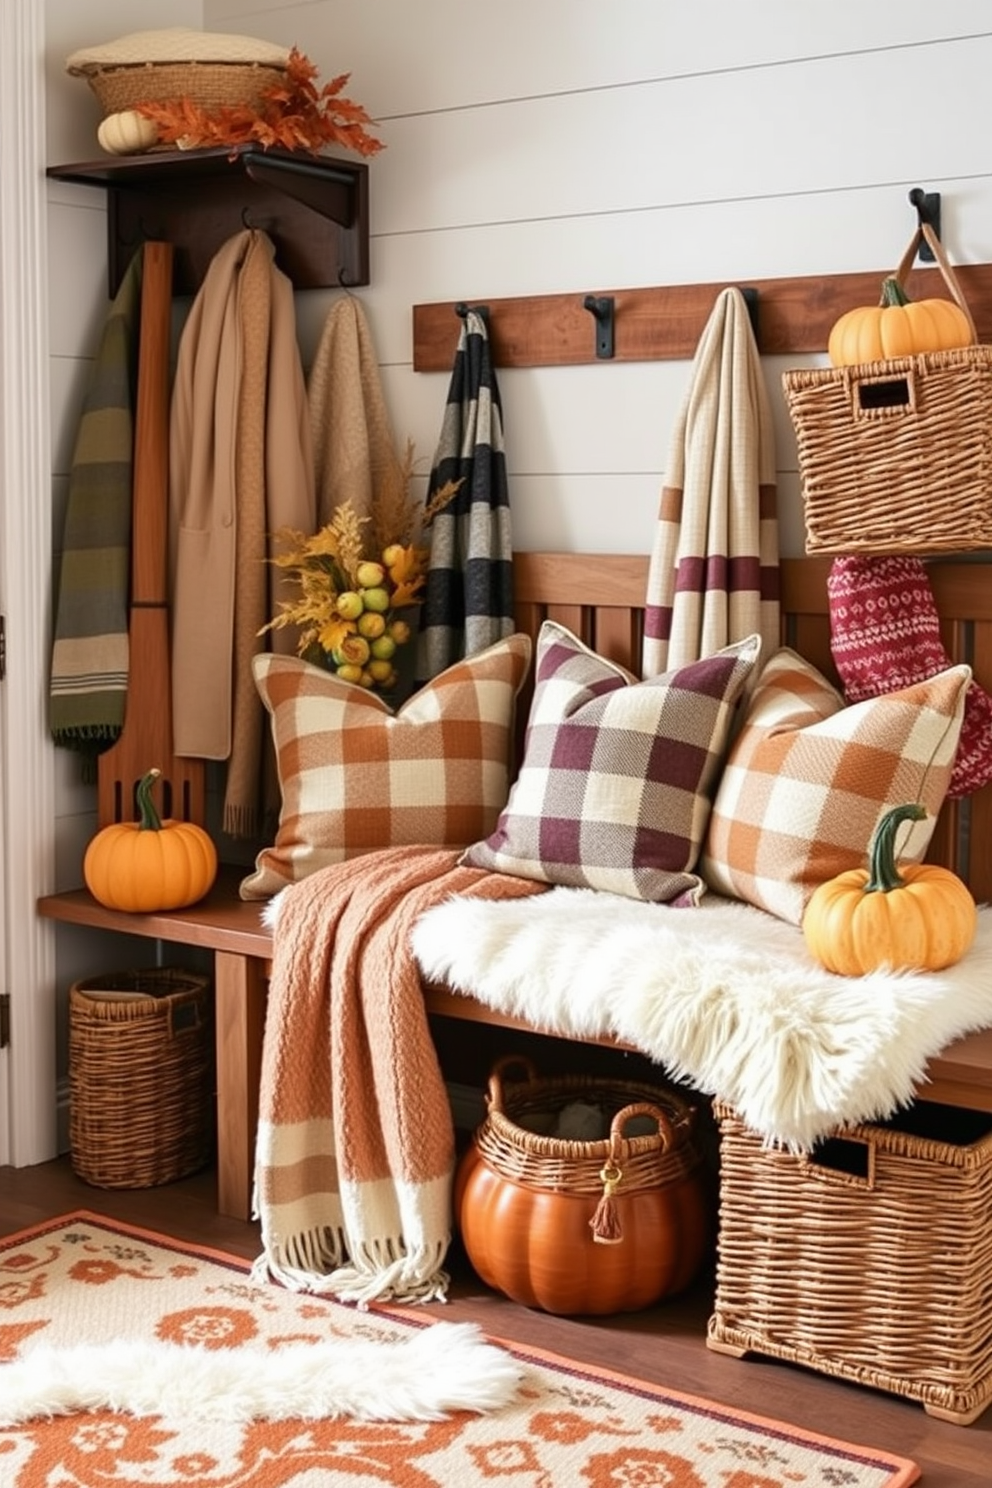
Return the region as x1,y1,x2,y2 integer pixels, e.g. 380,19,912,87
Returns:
240,634,532,900
700,648,970,925
461,622,761,903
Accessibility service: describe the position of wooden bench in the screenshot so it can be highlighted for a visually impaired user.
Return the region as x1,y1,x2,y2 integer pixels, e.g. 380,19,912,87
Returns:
38,552,992,1219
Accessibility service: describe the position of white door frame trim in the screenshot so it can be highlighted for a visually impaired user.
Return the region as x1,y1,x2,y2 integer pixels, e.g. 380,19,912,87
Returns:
0,0,58,1166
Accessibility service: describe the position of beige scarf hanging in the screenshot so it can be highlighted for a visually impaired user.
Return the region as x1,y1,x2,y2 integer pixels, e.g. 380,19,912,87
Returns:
307,295,401,528
169,230,315,837
642,287,779,677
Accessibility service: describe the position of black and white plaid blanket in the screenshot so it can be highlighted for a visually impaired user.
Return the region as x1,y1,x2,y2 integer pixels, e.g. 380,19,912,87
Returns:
417,308,515,679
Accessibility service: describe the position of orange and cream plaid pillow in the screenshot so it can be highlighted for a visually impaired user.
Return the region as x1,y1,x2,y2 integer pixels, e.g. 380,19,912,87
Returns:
699,647,970,925
240,634,532,900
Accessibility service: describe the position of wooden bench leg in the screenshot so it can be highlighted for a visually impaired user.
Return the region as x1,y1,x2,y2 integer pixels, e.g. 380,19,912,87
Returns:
214,950,267,1221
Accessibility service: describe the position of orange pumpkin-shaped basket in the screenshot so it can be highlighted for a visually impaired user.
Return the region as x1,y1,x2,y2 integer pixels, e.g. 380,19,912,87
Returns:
455,1056,711,1316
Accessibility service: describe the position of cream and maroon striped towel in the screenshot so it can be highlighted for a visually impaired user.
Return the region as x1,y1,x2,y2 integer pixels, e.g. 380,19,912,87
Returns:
253,844,544,1305
642,286,779,677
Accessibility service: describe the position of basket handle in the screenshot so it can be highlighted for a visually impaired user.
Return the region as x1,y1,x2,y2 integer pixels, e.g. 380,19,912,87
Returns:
485,1054,539,1114
798,1133,877,1191
607,1101,675,1157
589,1102,677,1247
890,222,978,342
169,997,202,1037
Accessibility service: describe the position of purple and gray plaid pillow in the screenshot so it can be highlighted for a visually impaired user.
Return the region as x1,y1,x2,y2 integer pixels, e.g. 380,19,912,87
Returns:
461,621,761,903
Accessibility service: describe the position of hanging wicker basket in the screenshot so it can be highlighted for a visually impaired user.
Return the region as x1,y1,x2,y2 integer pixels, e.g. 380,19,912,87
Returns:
455,1055,711,1315
783,222,992,555
69,968,214,1189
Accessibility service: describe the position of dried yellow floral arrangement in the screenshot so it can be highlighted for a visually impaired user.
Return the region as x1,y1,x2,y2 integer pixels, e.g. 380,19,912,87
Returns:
262,444,460,694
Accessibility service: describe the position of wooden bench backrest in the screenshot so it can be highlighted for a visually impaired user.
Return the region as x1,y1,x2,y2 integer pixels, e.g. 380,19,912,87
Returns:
512,551,992,904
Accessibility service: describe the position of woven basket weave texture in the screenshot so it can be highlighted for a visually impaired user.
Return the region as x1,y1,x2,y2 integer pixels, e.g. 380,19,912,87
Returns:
69,968,214,1189
84,60,286,117
708,1100,992,1426
472,1065,702,1194
784,345,992,555
455,1056,712,1315
784,220,992,556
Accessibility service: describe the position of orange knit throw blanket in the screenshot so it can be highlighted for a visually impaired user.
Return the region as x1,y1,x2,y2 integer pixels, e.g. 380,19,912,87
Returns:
253,845,545,1305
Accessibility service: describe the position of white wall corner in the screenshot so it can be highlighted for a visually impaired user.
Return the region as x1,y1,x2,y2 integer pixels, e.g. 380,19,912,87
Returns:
1,0,58,1165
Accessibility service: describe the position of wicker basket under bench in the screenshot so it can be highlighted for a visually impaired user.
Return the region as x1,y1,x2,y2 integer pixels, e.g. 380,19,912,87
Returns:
708,1100,992,1426
37,552,992,1228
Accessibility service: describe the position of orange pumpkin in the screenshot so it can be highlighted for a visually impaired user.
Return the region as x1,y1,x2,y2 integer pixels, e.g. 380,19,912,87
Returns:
802,802,977,975
828,275,974,367
455,1062,710,1315
83,769,218,912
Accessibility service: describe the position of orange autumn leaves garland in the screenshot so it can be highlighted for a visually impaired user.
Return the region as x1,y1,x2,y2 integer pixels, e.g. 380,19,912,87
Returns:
137,47,384,157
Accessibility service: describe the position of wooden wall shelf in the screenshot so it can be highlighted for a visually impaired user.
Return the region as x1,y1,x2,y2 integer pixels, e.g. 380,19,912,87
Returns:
48,146,370,296
412,260,992,370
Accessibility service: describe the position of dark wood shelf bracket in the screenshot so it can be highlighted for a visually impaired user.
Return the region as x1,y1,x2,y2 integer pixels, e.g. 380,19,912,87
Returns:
47,145,370,296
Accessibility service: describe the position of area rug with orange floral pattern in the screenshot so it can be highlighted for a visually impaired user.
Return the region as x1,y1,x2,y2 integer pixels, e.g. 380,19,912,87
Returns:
0,1212,920,1487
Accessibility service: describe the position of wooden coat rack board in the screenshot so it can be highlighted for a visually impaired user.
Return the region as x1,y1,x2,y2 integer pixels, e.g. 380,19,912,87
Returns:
412,262,992,371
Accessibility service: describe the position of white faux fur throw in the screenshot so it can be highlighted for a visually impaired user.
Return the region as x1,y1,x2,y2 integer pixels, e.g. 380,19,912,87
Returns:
0,1323,520,1425
411,889,992,1151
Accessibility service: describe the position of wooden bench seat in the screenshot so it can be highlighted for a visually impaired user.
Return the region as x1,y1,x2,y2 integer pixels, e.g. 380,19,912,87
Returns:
37,871,992,1219
38,552,992,1219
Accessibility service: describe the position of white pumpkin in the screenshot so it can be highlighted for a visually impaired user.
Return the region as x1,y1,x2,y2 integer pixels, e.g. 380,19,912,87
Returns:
97,110,159,156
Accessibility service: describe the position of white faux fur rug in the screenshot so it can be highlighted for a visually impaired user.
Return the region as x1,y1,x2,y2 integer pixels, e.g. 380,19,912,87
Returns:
0,1323,520,1425
412,889,992,1150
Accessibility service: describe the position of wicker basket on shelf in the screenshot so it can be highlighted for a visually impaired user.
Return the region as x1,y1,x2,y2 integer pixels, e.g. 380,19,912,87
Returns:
69,968,214,1189
707,1099,992,1426
455,1056,711,1315
65,28,290,118
82,61,285,117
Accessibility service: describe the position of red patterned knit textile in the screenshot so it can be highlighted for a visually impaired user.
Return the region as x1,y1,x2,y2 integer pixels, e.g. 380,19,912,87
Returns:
828,554,992,799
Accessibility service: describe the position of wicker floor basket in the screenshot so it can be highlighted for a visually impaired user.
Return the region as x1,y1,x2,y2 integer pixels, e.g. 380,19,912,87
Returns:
707,1100,992,1426
455,1056,711,1315
69,968,214,1189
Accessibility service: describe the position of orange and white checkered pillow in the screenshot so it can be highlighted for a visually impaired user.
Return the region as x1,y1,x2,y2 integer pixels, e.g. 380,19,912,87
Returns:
699,648,970,924
240,634,532,900
461,622,761,903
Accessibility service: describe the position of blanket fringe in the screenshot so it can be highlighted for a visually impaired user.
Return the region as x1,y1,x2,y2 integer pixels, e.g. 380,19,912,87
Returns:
322,1243,452,1308
255,1240,452,1309
251,1224,348,1292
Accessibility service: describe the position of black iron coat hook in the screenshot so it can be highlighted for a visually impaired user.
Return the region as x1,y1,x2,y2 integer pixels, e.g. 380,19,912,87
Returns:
909,187,942,262
455,301,490,323
583,295,615,358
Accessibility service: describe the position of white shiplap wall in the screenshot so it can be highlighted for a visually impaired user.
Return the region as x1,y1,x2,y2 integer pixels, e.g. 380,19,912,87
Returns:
203,0,992,560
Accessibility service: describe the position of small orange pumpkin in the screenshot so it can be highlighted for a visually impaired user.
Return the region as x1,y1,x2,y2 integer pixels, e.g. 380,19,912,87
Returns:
802,802,977,975
828,275,974,367
83,769,218,912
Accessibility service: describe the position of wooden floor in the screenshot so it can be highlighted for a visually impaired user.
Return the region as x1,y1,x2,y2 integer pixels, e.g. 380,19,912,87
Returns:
2,1156,989,1484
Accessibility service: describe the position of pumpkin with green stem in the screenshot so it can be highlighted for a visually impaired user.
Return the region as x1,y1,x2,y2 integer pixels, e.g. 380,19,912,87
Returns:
828,275,974,367
83,769,218,912
802,802,977,975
